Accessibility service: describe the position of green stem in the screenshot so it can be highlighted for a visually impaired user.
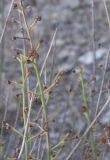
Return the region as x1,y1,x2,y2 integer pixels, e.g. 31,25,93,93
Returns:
80,69,97,160
21,58,26,126
90,132,97,160
11,127,23,137
33,62,51,160
21,57,29,160
80,70,88,107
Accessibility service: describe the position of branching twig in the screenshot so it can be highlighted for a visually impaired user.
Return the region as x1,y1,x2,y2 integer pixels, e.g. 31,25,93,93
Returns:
66,96,110,160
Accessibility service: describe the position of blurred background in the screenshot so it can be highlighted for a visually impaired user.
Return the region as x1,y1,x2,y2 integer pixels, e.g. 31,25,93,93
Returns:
0,0,110,159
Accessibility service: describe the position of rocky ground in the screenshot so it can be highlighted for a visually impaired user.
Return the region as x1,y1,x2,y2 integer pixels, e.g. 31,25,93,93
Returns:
1,0,110,159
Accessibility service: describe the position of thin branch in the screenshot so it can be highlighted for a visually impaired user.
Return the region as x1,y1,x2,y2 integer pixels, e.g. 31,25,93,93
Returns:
40,28,57,75
19,0,33,48
65,96,110,160
95,39,110,114
18,95,33,159
103,0,110,30
91,0,96,74
0,0,15,44
35,28,57,92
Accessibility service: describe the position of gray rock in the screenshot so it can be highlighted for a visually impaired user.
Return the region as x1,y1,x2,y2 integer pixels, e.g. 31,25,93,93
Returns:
58,63,73,72
62,0,80,8
78,48,107,64
100,110,110,125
